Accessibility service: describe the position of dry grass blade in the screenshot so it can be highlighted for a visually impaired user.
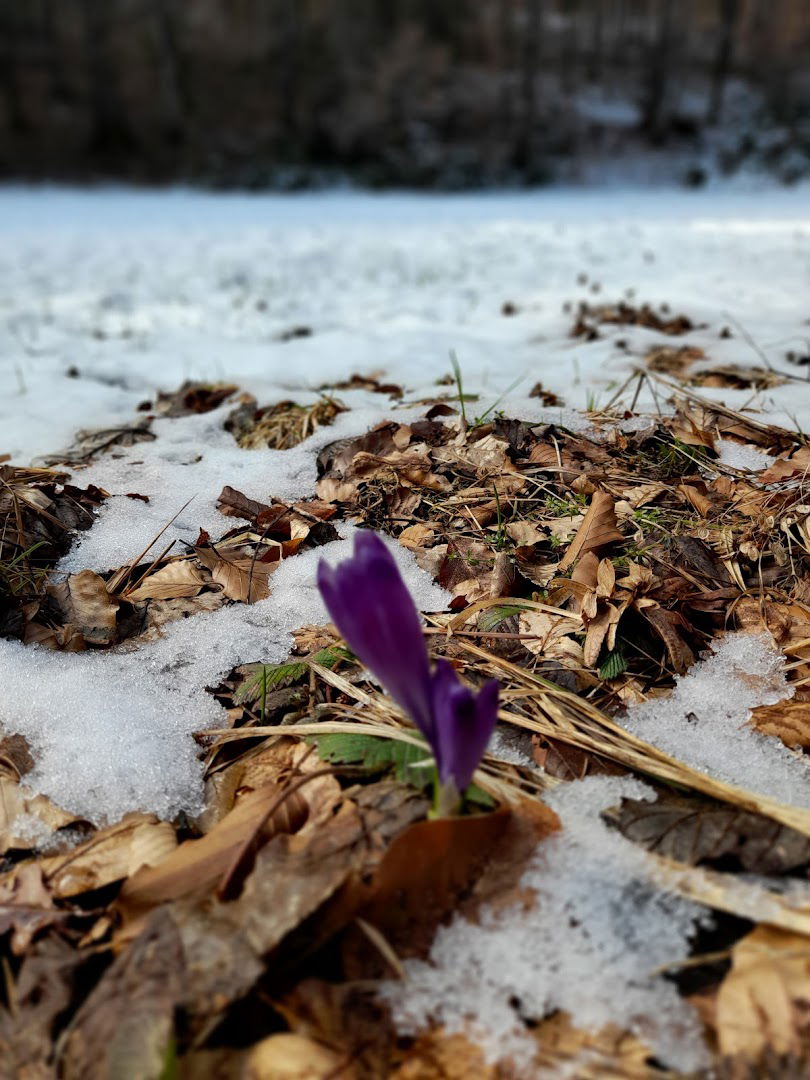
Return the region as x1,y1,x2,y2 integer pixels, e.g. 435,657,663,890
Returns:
455,638,810,836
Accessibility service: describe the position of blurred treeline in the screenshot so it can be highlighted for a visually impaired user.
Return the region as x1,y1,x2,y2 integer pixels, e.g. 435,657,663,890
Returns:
2,0,810,187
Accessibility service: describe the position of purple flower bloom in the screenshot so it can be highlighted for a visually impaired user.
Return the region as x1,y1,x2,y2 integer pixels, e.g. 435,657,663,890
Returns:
317,530,499,796
430,660,500,793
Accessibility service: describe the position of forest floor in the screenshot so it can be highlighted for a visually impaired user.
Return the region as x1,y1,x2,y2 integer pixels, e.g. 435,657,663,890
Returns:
2,185,810,1078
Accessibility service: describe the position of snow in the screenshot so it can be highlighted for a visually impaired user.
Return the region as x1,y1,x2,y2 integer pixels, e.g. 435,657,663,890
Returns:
620,633,810,807
3,185,810,466
715,438,777,472
383,775,710,1074
3,184,810,822
0,527,449,823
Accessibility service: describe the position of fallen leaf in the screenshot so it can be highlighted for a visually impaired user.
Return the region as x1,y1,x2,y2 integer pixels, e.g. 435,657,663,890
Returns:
244,1034,354,1079
716,926,810,1060
33,813,177,898
518,609,584,669
0,775,79,855
0,863,63,954
196,544,274,603
559,491,623,572
117,781,310,920
125,559,208,601
48,569,119,646
750,700,810,749
391,1030,495,1079
61,909,185,1080
605,789,810,875
761,446,810,485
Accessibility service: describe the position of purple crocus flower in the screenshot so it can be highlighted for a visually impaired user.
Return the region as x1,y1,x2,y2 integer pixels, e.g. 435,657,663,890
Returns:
317,530,499,798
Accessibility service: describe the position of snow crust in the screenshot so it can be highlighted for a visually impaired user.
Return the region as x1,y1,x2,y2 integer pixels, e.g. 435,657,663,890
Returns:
621,633,810,806
383,775,710,1073
0,527,449,822
716,438,777,472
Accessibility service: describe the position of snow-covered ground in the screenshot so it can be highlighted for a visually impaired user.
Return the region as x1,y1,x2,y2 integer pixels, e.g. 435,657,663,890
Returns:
2,184,810,465
4,185,810,1072
2,183,810,824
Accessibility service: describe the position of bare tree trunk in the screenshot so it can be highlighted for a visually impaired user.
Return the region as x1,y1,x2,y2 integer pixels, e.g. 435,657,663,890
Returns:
708,0,740,124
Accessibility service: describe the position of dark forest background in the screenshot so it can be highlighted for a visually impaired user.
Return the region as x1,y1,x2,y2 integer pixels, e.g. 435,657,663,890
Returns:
2,0,810,188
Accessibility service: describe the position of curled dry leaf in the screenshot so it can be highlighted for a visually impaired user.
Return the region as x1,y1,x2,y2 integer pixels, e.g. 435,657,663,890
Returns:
0,863,63,955
0,775,79,856
48,569,119,647
32,814,177,899
716,926,810,1061
518,610,584,669
558,490,623,572
195,544,275,603
117,781,310,922
243,1033,354,1080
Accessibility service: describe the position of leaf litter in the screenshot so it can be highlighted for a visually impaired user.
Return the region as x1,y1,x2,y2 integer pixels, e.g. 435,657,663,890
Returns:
6,355,810,1077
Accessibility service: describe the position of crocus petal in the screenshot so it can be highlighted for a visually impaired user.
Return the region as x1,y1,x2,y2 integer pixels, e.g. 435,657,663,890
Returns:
317,531,434,736
430,659,499,792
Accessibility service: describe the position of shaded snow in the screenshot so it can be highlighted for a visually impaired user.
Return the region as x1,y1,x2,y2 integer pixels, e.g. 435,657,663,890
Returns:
383,775,710,1074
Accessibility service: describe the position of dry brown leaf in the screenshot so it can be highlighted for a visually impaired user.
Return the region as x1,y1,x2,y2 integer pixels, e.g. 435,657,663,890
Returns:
559,491,623,572
48,569,119,646
678,483,714,517
0,776,79,855
761,446,810,485
671,413,717,451
750,700,810,749
532,1010,654,1078
606,789,810,875
61,909,185,1080
33,814,177,898
397,523,435,551
0,862,62,955
391,1030,495,1079
195,545,274,603
716,926,810,1060
518,609,584,668
116,782,310,920
642,606,695,673
505,520,546,546
244,1034,354,1079
125,559,208,601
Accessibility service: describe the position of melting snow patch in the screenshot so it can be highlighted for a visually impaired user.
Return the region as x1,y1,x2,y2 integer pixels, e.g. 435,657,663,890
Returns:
715,438,776,472
0,528,450,823
621,632,810,806
382,775,710,1074
58,394,431,573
